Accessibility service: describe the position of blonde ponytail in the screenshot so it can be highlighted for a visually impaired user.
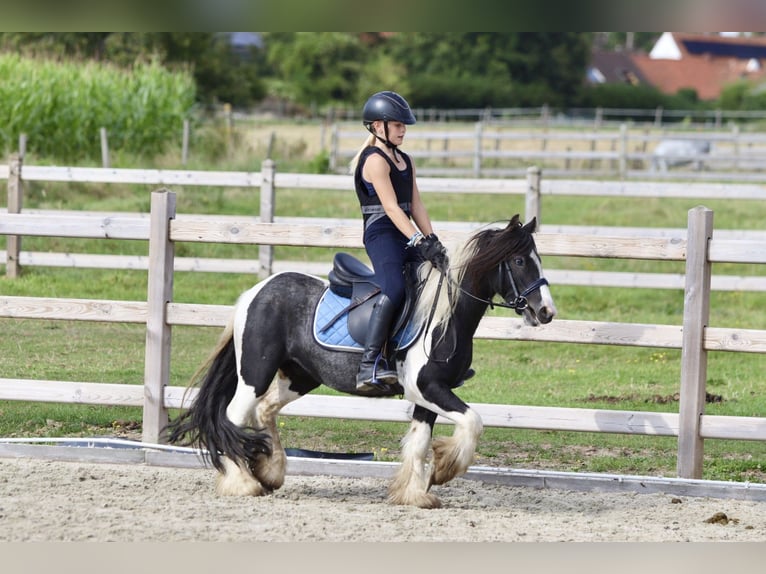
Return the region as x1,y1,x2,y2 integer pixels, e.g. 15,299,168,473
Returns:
348,133,376,174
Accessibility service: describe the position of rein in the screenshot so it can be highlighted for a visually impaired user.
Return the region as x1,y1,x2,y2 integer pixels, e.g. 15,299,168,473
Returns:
449,261,549,314
418,261,549,363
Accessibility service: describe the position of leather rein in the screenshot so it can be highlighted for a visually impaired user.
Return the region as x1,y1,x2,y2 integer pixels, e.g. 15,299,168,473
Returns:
419,260,549,363
450,260,549,314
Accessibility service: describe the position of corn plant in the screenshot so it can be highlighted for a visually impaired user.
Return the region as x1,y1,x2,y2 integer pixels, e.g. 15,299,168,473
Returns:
0,53,196,161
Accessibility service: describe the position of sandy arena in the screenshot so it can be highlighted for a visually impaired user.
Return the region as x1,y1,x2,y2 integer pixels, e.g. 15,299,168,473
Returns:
1,456,766,542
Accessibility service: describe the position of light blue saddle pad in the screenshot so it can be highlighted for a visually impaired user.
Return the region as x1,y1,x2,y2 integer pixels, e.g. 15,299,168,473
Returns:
312,288,422,353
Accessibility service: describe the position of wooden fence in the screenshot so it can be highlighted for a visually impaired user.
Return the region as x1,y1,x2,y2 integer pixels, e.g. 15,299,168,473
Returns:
1,190,766,481
3,156,766,292
328,104,766,127
330,122,766,181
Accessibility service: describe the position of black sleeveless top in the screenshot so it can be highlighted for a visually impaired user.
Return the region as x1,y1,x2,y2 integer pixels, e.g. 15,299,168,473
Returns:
354,146,413,230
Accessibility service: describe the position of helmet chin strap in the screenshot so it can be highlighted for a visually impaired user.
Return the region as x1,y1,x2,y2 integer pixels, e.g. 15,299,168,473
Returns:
368,122,400,162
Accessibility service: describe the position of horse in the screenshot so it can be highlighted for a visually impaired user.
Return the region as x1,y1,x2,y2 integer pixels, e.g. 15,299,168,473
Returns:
166,214,557,508
650,138,711,172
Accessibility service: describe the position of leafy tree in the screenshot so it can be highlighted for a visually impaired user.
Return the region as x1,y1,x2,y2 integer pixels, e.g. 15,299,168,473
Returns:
263,32,366,107
160,33,265,107
382,33,592,108
594,33,662,53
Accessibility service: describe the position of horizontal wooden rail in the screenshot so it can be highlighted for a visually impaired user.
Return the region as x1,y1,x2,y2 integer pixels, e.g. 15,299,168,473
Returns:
542,180,766,200
21,166,264,187
7,213,759,266
4,296,765,354
2,380,765,442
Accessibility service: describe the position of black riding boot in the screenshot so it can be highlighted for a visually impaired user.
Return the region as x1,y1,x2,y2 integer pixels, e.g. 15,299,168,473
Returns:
356,294,399,390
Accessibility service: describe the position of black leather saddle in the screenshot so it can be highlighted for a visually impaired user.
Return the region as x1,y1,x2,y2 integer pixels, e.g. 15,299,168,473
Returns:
324,252,419,346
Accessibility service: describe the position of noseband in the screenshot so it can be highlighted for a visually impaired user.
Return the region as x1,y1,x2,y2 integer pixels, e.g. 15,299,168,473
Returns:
420,260,549,363
455,260,548,314
499,261,549,315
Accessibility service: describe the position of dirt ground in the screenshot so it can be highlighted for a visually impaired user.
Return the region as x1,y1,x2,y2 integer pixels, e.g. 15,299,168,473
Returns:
1,456,765,542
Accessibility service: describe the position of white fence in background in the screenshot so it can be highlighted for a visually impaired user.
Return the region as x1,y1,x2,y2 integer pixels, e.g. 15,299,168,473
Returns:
3,157,766,291
1,189,766,481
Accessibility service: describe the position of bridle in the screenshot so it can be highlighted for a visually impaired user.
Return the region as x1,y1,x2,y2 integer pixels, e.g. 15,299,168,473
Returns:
453,260,549,315
419,257,549,362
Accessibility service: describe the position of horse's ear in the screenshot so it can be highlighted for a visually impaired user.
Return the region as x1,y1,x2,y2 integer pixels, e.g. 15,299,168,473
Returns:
522,217,537,233
508,214,522,229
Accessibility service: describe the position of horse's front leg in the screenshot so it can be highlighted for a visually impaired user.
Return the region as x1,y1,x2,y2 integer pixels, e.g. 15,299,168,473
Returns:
388,406,441,508
416,379,484,488
429,406,483,487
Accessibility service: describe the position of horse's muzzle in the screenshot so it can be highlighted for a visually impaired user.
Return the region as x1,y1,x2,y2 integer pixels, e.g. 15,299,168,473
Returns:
535,305,556,324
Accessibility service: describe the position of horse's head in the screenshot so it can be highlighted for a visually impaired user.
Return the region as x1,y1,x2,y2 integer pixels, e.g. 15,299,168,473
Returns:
461,214,557,326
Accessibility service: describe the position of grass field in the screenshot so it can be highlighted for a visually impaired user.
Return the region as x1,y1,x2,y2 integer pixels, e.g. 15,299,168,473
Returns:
2,121,766,482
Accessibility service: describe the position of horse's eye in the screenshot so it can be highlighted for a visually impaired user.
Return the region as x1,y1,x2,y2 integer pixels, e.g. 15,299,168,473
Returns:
513,257,524,266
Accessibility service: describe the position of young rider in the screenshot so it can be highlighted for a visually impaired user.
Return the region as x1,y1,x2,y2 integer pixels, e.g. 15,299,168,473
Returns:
349,91,449,391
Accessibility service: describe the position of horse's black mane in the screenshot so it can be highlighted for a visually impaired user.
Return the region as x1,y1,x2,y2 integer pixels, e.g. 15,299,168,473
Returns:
459,215,536,292
413,214,538,330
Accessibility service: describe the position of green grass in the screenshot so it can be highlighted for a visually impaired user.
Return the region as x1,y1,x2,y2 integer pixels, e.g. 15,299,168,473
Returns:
2,140,766,483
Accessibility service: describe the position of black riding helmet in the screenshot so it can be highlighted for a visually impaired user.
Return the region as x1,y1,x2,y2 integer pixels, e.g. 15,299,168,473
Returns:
362,91,416,160
362,91,417,126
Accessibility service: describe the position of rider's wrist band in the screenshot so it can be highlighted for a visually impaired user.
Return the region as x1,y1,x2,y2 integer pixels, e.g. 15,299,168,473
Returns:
407,231,424,247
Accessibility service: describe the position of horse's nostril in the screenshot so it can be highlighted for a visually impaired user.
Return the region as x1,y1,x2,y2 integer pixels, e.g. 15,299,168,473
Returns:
539,307,555,324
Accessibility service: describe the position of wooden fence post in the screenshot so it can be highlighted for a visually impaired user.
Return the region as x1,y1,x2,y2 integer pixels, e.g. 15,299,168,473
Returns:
18,134,27,159
181,119,190,166
320,121,327,151
540,104,550,128
100,127,110,168
6,154,23,278
259,159,275,278
143,189,176,444
329,123,339,172
224,103,233,152
618,123,628,179
525,166,541,225
473,122,483,178
677,206,714,479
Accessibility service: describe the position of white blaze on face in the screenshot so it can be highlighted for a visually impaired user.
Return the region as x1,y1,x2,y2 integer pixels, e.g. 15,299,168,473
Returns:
528,250,557,323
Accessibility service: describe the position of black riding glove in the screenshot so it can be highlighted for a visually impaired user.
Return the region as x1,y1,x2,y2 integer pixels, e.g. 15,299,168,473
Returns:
417,233,449,272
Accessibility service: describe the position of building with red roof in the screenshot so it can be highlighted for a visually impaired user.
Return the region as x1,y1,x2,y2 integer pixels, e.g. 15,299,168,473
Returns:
588,32,766,101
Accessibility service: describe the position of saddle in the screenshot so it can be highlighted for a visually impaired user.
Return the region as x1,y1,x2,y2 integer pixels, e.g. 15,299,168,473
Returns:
313,253,422,352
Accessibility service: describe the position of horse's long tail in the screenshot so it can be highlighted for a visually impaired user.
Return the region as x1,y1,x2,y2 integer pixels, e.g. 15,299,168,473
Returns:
165,322,272,472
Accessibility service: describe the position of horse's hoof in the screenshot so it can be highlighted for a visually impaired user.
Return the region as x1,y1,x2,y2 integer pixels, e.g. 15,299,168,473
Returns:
388,491,442,509
215,471,270,497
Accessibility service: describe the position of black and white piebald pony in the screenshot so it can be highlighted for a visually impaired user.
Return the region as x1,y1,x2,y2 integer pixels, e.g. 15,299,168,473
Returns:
166,214,556,508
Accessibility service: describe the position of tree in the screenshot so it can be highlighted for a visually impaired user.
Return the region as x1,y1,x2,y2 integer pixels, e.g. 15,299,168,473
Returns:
594,32,661,53
263,32,367,107
381,33,592,108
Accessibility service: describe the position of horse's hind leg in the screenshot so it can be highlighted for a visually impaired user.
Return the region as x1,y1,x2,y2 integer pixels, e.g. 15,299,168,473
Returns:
388,406,442,509
216,369,303,496
249,369,302,490
216,381,269,497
